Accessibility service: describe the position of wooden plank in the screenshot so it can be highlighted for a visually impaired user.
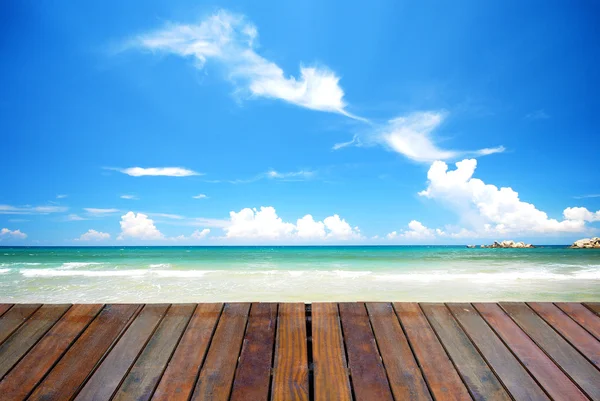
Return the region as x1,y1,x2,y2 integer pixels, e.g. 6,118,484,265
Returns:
0,304,102,400
271,303,309,401
190,303,251,401
530,302,600,368
28,304,141,401
448,303,550,401
113,303,196,401
0,305,12,318
312,303,352,401
474,303,588,401
0,304,41,345
501,302,600,400
585,302,600,315
75,304,170,401
339,302,394,401
0,304,71,379
366,302,432,401
229,303,278,401
556,302,600,341
421,303,510,401
152,303,223,401
394,302,471,401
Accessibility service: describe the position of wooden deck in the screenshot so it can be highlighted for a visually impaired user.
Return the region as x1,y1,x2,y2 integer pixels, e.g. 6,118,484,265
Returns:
0,303,599,400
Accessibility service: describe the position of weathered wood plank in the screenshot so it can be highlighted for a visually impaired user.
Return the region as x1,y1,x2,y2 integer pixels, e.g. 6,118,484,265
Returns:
556,302,600,341
0,304,71,379
421,303,510,401
0,304,101,399
394,302,471,401
229,303,278,401
271,303,309,401
190,303,251,401
501,302,600,400
529,302,600,368
584,302,600,315
312,303,352,401
152,303,222,401
366,302,432,401
339,302,393,401
75,304,169,401
0,304,41,345
448,303,549,401
28,304,141,401
0,305,12,318
113,304,196,401
474,303,588,401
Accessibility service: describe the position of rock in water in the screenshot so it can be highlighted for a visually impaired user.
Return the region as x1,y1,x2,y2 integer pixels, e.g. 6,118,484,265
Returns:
481,240,534,248
570,237,600,249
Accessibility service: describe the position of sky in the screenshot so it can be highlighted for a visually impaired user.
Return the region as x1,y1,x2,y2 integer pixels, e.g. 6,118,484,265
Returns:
0,0,599,245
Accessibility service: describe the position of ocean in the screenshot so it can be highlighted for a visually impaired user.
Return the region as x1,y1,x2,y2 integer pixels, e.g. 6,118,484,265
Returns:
1,246,599,302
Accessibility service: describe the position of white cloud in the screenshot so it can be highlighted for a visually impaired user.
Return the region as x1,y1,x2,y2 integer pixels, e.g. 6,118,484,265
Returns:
0,204,68,215
78,229,111,241
66,214,87,221
56,194,68,199
267,170,315,180
109,167,201,177
147,213,185,220
224,206,361,241
0,228,27,239
118,212,164,240
400,220,438,239
191,228,210,239
84,208,120,215
192,194,208,199
135,10,363,120
417,158,597,236
386,231,398,239
120,195,138,200
573,194,600,199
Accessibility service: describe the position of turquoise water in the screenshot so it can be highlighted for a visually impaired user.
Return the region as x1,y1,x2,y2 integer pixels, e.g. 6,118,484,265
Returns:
1,246,599,302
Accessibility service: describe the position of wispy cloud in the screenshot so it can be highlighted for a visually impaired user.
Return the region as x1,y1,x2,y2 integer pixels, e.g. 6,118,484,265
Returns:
525,109,550,120
147,212,185,220
192,194,208,199
226,169,317,184
573,194,600,199
0,204,68,215
133,10,364,120
332,135,361,150
66,214,87,221
105,167,201,177
56,194,68,199
0,228,27,239
84,208,120,216
120,194,139,200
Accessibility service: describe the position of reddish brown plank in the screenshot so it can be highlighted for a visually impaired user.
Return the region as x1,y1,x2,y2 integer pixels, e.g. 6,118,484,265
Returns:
585,302,600,315
0,304,102,399
0,304,71,379
76,304,170,401
339,302,393,401
312,303,352,401
556,302,600,341
152,303,222,401
113,304,196,401
190,303,251,401
366,302,432,401
229,303,278,401
0,304,41,345
421,303,510,401
529,302,600,368
28,304,141,401
271,303,309,401
501,302,600,400
394,302,471,401
474,303,588,401
448,303,549,401
0,305,12,318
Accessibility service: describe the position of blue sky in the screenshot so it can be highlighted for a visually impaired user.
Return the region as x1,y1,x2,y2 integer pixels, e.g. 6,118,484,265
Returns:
1,0,599,245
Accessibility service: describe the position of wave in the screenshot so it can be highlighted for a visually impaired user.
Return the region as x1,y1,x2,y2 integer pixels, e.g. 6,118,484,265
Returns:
19,269,215,278
59,262,104,269
0,268,10,274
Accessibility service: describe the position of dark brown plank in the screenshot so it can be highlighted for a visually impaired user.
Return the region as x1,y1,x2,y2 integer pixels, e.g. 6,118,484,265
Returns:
76,304,170,401
271,303,309,401
585,302,600,315
0,304,71,379
152,303,222,401
339,302,393,401
394,302,471,401
501,302,600,400
0,304,102,399
28,304,141,401
113,304,196,401
421,303,510,401
229,303,278,401
366,302,432,401
312,303,352,401
448,303,549,401
190,303,251,401
474,303,588,401
557,302,600,340
0,304,41,345
530,302,600,368
0,305,12,318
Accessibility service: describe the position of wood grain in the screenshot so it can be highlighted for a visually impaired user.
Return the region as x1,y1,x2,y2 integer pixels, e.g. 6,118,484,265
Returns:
0,305,12,318
0,304,41,345
585,302,600,315
557,302,600,340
